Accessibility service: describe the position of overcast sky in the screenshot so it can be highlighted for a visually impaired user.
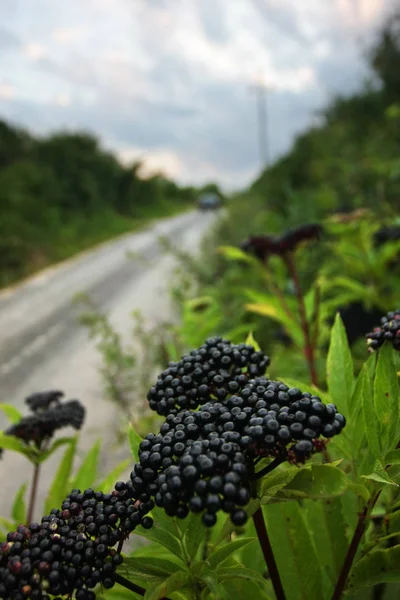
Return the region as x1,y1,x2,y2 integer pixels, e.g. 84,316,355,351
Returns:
0,0,397,189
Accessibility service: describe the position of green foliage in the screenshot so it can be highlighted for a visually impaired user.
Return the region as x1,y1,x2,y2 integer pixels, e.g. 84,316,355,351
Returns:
0,120,195,287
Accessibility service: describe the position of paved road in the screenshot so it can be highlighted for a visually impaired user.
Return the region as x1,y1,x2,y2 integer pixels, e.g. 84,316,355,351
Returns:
0,210,216,522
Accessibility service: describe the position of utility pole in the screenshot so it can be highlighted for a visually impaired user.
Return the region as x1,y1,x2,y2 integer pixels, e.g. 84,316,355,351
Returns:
250,75,270,169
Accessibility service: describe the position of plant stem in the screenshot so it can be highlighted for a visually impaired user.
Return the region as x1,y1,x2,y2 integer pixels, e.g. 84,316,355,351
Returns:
254,455,285,480
253,507,286,600
284,254,318,387
26,463,40,525
331,491,381,600
114,573,171,599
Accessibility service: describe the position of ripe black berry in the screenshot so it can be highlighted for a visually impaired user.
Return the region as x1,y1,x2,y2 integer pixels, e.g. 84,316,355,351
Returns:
366,310,400,352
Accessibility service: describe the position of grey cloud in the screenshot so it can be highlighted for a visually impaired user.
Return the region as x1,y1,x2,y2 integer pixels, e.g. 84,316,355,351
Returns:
0,28,20,52
250,0,308,46
197,0,230,44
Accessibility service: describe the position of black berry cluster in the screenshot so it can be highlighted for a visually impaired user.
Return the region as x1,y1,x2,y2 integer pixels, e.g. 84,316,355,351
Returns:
132,375,345,528
147,337,270,416
240,223,323,263
1,396,85,458
0,484,153,600
373,225,400,246
366,310,400,352
25,391,64,413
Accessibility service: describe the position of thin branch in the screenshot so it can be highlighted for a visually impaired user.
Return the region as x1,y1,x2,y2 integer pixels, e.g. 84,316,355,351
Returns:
284,254,318,386
26,463,41,525
331,491,381,600
253,507,286,600
114,573,171,599
253,455,285,480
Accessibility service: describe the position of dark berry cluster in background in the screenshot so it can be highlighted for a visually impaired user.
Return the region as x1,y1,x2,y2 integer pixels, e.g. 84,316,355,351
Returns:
0,391,85,458
147,337,270,416
0,485,153,600
366,310,400,352
240,223,323,263
131,340,346,528
373,225,400,246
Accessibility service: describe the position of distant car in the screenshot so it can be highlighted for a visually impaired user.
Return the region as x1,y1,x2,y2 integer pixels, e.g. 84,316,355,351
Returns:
198,193,222,211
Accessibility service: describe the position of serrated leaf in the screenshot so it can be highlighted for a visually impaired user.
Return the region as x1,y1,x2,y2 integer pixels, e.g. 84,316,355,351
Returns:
128,424,142,464
327,313,354,416
360,364,382,459
208,538,256,569
0,403,22,424
374,342,399,453
245,331,261,352
44,436,77,514
12,483,27,525
38,437,75,463
71,439,101,490
346,545,400,592
362,460,398,487
97,458,130,493
144,570,190,600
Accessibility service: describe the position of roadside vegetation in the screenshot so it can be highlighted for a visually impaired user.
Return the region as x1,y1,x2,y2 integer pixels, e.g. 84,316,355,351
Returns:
1,11,400,600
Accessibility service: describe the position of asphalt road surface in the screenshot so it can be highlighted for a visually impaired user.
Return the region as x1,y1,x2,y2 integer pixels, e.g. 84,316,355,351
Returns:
0,210,217,522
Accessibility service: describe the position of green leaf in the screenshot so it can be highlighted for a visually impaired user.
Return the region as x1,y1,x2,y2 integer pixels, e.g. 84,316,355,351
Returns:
180,513,204,561
264,503,324,600
326,313,354,416
260,464,303,501
215,566,268,586
245,301,303,346
0,403,22,424
128,424,142,464
44,436,77,514
0,516,15,534
0,433,37,459
374,342,399,453
121,556,186,581
12,483,27,525
245,331,261,352
347,545,400,592
362,460,398,487
135,523,184,561
360,364,382,459
144,570,190,600
208,538,256,569
97,458,131,493
38,437,75,463
218,245,256,264
279,464,349,499
385,449,400,465
304,498,350,585
71,439,101,491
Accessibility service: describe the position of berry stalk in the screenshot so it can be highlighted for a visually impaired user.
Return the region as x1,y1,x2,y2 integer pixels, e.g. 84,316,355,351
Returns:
114,573,172,599
26,462,40,525
284,254,318,387
253,507,286,600
331,490,381,600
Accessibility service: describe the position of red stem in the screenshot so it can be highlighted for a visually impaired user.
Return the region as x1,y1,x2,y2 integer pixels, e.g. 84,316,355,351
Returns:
26,463,40,525
331,491,381,600
284,254,318,386
253,507,286,600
